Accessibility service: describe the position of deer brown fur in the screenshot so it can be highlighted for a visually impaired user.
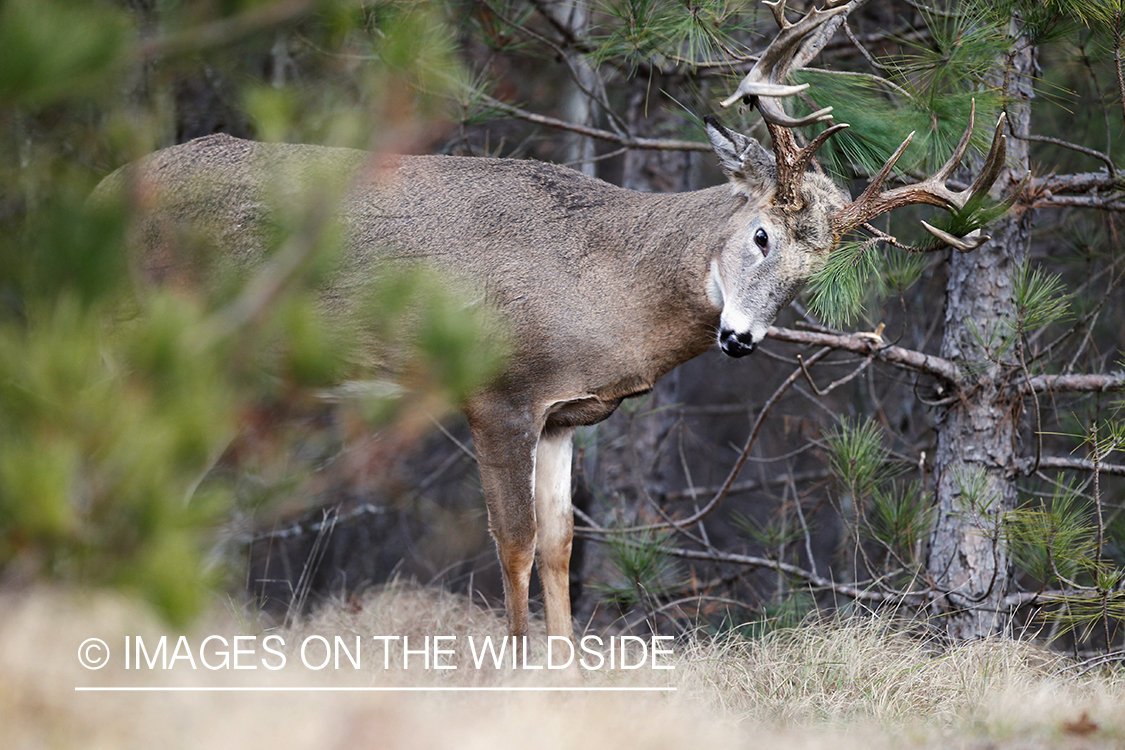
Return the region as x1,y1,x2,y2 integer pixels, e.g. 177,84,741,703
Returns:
97,0,1013,645
98,124,850,641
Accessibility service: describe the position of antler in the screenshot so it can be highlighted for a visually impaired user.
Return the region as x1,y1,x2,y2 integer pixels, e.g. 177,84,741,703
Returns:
719,0,848,211
829,100,1024,251
720,0,847,127
719,2,1021,244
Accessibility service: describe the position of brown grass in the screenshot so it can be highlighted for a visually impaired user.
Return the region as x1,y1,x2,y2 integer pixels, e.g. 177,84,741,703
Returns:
2,583,1123,750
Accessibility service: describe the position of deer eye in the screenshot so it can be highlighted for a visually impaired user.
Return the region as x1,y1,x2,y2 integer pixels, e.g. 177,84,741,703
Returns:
754,227,769,254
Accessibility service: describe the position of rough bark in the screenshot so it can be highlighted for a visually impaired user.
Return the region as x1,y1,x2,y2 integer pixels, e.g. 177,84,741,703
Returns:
926,20,1037,640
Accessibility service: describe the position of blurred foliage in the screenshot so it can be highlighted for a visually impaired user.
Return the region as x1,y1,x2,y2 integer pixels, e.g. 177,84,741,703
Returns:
4,0,1120,644
0,0,501,624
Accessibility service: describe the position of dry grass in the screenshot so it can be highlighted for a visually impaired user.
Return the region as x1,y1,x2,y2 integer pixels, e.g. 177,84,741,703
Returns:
2,583,1123,750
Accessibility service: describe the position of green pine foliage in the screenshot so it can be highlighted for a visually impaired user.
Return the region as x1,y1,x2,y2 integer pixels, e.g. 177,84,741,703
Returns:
808,240,880,329
824,418,934,572
589,0,753,70
788,2,1026,332
0,0,502,624
877,245,932,298
1004,480,1098,586
734,508,805,556
825,417,901,502
1014,261,1073,334
864,481,935,566
596,527,680,610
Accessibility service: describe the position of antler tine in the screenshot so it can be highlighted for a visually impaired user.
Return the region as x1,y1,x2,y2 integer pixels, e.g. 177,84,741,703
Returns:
930,99,977,185
830,99,1017,250
962,112,1009,205
792,122,850,176
719,2,846,128
763,0,791,30
920,223,987,252
829,130,916,231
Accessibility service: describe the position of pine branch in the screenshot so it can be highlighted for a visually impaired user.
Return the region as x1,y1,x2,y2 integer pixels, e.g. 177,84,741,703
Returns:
766,325,961,383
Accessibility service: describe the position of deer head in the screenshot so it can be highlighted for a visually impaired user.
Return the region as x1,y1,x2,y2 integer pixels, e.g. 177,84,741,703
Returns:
709,0,1021,355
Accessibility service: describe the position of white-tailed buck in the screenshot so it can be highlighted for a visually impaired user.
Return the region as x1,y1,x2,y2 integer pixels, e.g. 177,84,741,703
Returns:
100,1,1018,642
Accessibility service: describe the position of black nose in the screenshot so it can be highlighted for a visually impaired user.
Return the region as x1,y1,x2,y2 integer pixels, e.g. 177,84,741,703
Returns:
719,328,756,358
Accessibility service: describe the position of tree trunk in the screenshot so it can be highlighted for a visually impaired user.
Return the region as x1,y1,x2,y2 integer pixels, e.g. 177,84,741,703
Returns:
926,20,1037,639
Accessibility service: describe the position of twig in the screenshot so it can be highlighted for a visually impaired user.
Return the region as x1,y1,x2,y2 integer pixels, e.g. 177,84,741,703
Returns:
1052,649,1125,678
480,94,710,152
790,472,819,579
429,416,477,462
1115,10,1125,122
798,350,874,395
843,20,886,72
574,348,832,535
1016,133,1116,176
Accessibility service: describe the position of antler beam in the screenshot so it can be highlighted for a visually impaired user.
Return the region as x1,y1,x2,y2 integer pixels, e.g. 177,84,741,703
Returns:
829,100,1023,251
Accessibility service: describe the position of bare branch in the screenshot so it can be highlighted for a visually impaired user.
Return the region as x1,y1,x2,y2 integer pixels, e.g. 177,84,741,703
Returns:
480,94,710,152
1016,455,1125,477
574,348,832,536
766,325,961,383
1031,195,1125,212
657,544,928,604
1036,172,1125,194
1017,133,1116,176
1013,372,1125,396
660,468,831,501
843,19,885,72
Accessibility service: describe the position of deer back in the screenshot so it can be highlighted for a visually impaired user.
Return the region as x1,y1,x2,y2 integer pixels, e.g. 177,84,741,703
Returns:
100,134,774,411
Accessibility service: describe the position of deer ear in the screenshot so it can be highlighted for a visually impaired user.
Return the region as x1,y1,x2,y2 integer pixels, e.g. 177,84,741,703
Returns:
704,115,775,191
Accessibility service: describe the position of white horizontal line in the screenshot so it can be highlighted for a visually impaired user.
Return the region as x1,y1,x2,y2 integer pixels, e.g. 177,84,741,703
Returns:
75,686,675,692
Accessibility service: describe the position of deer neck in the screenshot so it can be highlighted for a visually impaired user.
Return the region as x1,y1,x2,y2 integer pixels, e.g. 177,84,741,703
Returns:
606,184,740,373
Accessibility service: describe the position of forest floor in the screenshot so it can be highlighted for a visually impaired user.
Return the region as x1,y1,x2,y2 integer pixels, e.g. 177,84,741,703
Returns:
2,583,1122,750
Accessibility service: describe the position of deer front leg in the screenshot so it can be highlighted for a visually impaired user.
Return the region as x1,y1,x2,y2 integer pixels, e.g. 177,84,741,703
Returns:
534,427,575,641
465,396,540,639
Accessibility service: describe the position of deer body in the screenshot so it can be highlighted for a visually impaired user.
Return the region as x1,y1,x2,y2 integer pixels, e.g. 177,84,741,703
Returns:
106,126,845,641
104,1,1014,645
